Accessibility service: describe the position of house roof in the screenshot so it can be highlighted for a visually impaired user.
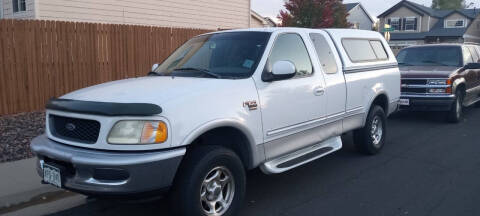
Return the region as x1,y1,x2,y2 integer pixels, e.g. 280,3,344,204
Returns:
344,3,360,11
343,2,375,23
251,10,276,27
390,32,427,40
379,0,480,19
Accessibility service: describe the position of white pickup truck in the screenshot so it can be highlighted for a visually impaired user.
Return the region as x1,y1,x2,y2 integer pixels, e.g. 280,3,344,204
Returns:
31,28,400,216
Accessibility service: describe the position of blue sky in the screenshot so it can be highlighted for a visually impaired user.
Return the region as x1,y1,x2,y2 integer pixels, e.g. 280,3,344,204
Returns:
251,0,480,22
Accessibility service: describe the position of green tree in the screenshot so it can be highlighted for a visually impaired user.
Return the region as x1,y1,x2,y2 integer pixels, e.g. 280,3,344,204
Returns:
278,0,350,28
431,0,466,9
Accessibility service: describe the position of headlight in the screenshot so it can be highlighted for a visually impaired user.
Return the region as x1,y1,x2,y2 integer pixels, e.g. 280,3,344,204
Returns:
427,79,447,85
108,121,167,144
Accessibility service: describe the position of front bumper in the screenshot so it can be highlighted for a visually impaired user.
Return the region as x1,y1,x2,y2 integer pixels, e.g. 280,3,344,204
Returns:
30,135,185,196
399,94,456,111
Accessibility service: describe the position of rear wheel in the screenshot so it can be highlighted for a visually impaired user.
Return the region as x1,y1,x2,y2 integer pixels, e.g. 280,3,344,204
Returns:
169,146,246,216
447,89,463,123
353,105,387,155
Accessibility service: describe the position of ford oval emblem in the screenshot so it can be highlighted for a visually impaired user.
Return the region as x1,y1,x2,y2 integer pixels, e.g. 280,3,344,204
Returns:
65,123,76,131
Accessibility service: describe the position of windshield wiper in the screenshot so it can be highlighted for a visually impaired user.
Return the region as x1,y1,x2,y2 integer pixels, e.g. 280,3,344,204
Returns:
174,67,222,78
421,60,450,66
147,71,164,76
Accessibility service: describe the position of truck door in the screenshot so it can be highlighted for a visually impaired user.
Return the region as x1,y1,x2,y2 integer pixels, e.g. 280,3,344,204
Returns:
309,32,347,124
254,32,327,160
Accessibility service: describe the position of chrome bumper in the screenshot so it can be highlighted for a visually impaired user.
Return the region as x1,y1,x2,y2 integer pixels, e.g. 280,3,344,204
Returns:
400,94,456,111
31,135,185,195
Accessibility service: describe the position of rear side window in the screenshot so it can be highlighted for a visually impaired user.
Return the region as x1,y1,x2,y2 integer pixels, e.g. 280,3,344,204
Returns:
266,33,313,77
467,46,479,62
370,40,388,60
309,33,338,74
342,39,388,62
463,47,474,65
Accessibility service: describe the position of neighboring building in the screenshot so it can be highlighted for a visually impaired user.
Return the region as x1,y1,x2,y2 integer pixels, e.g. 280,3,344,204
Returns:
250,10,276,28
0,0,251,30
378,0,480,52
344,2,375,30
264,17,278,27
0,0,3,19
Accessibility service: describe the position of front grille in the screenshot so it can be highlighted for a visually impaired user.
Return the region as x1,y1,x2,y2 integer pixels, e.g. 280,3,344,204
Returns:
402,88,426,94
49,115,101,144
402,79,427,85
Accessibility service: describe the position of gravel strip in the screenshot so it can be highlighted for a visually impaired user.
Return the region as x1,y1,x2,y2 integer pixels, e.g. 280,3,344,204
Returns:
0,111,45,163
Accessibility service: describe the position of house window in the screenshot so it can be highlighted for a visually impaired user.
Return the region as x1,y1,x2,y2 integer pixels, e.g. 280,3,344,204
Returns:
445,19,466,28
12,0,26,13
404,17,417,31
388,18,400,31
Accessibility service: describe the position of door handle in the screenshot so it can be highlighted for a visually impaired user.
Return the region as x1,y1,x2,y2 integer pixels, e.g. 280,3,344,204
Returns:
313,86,325,96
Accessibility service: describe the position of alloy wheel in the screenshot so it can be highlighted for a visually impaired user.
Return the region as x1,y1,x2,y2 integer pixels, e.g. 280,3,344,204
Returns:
200,166,235,216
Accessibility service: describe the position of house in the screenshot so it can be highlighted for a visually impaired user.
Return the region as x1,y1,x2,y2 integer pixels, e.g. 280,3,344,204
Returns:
378,0,480,51
344,2,375,30
250,10,276,28
0,0,251,30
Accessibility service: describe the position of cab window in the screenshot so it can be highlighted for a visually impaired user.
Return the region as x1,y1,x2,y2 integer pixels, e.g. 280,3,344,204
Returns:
265,33,313,77
467,46,479,62
310,33,338,74
463,47,474,65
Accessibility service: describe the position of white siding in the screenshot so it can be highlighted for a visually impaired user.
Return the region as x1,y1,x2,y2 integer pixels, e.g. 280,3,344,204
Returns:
2,0,36,19
36,0,250,29
347,5,373,30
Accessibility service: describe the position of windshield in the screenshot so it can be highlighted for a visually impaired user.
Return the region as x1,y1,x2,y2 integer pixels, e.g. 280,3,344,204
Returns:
152,31,271,79
397,46,462,67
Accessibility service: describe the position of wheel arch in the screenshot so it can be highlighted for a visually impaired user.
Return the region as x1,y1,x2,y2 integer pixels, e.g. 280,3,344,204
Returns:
180,119,263,170
453,78,466,95
364,92,389,125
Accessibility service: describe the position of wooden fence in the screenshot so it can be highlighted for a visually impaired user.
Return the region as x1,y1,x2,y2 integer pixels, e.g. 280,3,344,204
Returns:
0,19,210,115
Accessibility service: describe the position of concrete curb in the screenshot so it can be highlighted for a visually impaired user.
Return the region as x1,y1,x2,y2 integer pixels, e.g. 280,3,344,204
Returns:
0,158,61,208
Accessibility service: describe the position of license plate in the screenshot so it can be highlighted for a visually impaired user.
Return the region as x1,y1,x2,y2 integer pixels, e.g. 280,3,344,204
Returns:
43,164,62,188
399,99,410,106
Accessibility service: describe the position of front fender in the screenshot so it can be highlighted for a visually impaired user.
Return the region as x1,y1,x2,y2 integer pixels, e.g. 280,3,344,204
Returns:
180,118,265,168
452,77,466,93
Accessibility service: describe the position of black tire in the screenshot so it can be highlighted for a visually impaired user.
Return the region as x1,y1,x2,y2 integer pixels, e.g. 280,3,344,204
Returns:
353,105,387,155
169,146,246,216
447,89,464,123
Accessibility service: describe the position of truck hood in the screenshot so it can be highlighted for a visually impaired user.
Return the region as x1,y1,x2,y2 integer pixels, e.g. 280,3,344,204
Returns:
400,66,459,79
61,76,239,106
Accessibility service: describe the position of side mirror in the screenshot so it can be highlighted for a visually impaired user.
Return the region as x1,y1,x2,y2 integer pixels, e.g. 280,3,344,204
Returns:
464,63,480,70
151,63,160,71
262,60,296,82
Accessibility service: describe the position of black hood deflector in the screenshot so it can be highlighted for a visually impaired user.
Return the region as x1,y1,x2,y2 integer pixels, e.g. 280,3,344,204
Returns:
46,98,162,116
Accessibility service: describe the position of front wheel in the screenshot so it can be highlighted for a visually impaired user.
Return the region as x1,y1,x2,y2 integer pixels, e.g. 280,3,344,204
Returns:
447,90,463,123
353,105,387,155
169,146,246,216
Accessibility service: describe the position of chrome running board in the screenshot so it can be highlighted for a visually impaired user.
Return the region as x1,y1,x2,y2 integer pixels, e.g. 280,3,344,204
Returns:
260,136,342,174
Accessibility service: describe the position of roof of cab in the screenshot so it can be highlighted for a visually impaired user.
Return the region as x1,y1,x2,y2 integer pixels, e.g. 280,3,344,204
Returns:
204,27,383,38
402,43,464,49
